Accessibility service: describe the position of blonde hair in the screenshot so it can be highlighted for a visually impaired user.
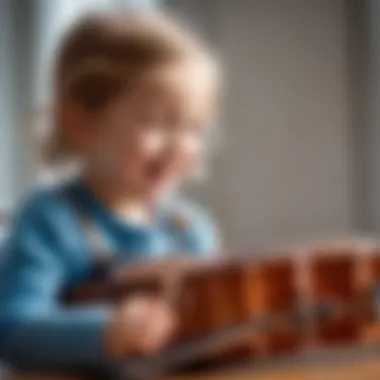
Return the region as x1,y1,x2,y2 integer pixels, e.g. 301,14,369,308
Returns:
44,11,221,166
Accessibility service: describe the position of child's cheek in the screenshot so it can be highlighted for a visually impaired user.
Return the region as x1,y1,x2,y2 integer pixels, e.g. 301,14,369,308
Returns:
110,132,157,173
94,132,133,175
178,136,203,174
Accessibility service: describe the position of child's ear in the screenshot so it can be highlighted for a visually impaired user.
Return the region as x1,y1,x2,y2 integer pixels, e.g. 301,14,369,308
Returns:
61,99,93,151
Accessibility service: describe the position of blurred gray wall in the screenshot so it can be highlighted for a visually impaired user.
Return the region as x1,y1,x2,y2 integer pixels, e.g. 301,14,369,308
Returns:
364,0,380,233
168,0,360,249
0,0,17,210
0,0,36,209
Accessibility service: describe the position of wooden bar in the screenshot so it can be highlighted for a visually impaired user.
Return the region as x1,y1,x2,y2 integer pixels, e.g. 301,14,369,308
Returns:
250,257,299,355
309,252,359,344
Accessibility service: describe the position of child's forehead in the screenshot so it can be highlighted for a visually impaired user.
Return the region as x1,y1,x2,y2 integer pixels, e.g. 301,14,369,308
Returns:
128,63,216,118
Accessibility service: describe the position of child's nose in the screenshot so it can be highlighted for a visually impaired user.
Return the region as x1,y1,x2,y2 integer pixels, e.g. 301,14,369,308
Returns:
163,134,187,160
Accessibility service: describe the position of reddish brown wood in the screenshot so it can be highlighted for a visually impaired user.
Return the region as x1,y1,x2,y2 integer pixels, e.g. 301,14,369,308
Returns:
176,270,211,341
256,258,300,355
63,242,380,366
309,252,360,344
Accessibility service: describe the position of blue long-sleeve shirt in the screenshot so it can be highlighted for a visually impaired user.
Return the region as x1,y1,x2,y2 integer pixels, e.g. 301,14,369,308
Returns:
0,180,218,371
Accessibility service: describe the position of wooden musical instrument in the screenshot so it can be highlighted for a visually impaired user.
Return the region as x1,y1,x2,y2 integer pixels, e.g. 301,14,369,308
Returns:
62,238,380,379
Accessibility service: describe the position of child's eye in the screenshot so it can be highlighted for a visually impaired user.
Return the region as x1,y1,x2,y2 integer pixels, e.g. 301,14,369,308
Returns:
177,125,207,147
185,121,208,139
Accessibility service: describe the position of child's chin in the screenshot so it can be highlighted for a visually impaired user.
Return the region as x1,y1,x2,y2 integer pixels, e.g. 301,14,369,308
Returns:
145,181,177,201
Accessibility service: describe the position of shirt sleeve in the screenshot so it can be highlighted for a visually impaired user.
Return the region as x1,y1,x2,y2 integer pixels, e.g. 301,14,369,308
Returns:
0,194,112,371
177,202,221,257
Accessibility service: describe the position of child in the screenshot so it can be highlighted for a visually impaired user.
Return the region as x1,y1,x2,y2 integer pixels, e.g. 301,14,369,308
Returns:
0,11,221,371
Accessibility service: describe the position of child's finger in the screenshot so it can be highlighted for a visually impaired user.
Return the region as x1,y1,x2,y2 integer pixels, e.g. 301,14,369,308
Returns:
137,303,177,354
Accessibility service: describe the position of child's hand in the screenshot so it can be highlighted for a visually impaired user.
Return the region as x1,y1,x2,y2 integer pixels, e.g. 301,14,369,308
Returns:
106,295,177,357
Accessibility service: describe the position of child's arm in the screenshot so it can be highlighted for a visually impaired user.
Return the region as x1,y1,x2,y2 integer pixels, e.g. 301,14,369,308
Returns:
0,195,175,370
0,200,112,370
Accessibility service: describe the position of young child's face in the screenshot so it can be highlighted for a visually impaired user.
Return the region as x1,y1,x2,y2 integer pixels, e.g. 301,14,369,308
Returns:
81,64,214,201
